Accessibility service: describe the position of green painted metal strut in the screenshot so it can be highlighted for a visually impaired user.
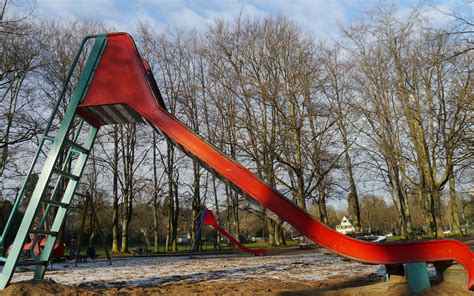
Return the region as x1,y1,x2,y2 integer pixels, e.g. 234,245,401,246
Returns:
406,262,431,293
0,35,106,289
34,126,98,280
0,35,106,255
29,120,87,259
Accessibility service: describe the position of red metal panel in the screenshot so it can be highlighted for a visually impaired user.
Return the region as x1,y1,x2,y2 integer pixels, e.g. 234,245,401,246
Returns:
78,32,474,290
77,33,161,124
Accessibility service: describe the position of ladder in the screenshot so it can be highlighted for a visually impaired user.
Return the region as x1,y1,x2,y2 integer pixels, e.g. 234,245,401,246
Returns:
0,35,106,288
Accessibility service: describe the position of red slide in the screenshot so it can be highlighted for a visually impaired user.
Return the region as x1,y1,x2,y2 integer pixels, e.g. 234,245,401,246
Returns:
201,209,268,256
77,33,474,290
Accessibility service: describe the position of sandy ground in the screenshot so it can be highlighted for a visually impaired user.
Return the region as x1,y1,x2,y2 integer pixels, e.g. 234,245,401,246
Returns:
0,247,471,295
1,276,470,295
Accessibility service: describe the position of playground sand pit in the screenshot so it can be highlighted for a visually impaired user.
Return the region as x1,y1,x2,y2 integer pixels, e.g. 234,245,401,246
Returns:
1,248,471,295
1,278,470,296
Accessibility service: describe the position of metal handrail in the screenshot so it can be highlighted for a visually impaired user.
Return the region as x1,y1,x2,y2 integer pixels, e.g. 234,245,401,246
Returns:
0,34,106,250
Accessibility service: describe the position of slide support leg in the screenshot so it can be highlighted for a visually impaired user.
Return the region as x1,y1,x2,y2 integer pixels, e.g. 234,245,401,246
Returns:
405,262,430,293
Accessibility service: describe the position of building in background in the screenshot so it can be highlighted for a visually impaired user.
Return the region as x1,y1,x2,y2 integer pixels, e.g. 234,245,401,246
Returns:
336,216,355,235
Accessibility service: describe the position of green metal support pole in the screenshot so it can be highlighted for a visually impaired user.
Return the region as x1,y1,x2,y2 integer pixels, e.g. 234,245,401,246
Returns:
30,121,86,258
34,126,98,279
405,262,431,293
0,34,105,254
0,35,106,289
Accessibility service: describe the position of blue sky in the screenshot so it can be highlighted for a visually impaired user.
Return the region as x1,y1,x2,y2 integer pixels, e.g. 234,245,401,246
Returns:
29,0,467,38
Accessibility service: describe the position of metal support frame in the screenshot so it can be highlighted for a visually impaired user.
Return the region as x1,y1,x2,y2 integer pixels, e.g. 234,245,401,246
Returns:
0,35,106,289
405,262,431,293
190,208,208,257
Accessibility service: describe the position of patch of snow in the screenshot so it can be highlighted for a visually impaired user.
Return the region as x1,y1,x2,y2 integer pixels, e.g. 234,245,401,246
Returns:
7,252,383,288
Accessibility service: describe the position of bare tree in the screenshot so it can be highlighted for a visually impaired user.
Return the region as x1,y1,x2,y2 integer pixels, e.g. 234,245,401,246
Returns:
342,11,415,238
318,44,362,232
0,5,42,181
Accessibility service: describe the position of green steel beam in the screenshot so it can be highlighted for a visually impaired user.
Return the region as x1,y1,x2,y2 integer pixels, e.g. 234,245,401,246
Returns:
405,262,431,293
34,126,98,279
29,121,86,258
0,35,106,252
0,35,106,289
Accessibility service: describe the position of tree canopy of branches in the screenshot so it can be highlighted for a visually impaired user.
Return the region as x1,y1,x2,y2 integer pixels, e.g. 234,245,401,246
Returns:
0,1,472,252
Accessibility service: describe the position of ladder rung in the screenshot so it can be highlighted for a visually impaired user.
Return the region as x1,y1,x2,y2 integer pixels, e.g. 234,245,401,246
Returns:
52,168,79,181
65,140,89,154
30,230,58,236
41,198,68,208
44,135,55,142
16,260,49,267
44,135,89,154
45,185,88,198
0,256,6,262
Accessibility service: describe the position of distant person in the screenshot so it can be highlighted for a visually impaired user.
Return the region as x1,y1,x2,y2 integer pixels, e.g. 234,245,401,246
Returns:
69,239,77,259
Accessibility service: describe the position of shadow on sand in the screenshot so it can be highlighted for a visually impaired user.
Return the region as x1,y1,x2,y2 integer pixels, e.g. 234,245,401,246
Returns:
276,274,412,296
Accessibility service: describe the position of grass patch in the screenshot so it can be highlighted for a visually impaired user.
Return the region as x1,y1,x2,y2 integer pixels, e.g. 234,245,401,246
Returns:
64,239,301,258
243,240,299,248
385,236,405,242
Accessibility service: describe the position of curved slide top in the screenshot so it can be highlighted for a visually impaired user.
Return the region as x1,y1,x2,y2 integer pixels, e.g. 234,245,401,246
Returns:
77,33,474,290
201,209,268,256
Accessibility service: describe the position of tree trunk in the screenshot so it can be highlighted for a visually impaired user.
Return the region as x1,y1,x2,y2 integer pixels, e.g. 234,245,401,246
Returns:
387,163,414,239
171,181,179,252
191,160,201,249
111,126,120,253
267,217,276,246
120,124,136,253
232,192,240,241
448,169,463,236
419,188,435,236
120,210,129,253
289,100,305,210
343,139,361,232
166,191,173,253
120,186,133,253
318,183,328,225
275,220,286,246
274,223,281,247
165,140,178,252
226,190,231,234
165,233,170,253
390,182,406,238
152,132,160,253
431,189,445,238
212,176,221,250
278,221,286,246
153,205,159,253
400,176,414,239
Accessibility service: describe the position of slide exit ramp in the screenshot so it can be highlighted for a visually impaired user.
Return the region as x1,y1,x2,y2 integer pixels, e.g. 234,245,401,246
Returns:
191,208,268,256
1,33,473,290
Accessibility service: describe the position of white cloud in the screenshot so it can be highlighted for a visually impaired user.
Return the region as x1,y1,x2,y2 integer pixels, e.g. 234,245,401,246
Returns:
31,0,466,39
195,1,267,25
422,1,466,27
167,7,209,31
133,0,267,33
255,0,348,37
36,0,117,20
